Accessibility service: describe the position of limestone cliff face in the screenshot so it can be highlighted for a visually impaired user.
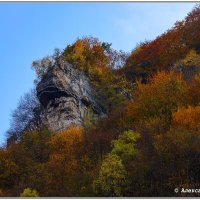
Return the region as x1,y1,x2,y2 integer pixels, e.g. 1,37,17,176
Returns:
36,57,105,132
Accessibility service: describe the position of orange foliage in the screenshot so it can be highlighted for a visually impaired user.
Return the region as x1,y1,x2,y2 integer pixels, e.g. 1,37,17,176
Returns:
64,37,109,75
46,126,84,196
172,106,200,131
126,71,187,122
49,126,83,159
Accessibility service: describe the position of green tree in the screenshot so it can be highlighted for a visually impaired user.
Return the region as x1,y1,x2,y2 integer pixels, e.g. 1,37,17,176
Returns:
110,130,143,196
20,188,39,197
111,130,140,162
93,130,141,197
93,154,127,197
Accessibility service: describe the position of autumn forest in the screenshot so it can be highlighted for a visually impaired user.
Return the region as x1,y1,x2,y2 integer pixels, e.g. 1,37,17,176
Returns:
1,4,200,197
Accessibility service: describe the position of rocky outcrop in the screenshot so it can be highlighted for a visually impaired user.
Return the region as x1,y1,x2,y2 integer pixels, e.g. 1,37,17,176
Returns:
36,57,105,132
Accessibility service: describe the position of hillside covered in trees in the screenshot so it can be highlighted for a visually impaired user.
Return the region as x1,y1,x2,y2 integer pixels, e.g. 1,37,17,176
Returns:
1,4,200,197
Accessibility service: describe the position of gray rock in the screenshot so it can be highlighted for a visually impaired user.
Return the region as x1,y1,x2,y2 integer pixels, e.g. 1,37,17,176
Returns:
36,57,105,132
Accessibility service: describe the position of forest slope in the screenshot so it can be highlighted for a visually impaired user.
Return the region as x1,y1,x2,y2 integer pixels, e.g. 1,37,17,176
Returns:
1,4,200,197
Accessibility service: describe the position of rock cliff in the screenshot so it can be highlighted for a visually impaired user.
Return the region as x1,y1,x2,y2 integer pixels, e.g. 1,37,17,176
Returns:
36,57,105,132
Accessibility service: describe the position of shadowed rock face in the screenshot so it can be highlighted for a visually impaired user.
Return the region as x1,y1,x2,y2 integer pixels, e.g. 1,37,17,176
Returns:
36,57,105,132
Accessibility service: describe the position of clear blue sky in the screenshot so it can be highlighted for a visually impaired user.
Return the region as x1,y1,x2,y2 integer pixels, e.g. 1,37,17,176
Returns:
0,2,196,146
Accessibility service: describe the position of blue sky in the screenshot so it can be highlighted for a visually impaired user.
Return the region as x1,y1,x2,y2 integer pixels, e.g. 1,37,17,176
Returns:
0,2,196,145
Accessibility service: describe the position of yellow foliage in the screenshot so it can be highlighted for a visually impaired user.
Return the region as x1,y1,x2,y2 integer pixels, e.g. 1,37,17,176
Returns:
175,49,200,68
64,37,109,74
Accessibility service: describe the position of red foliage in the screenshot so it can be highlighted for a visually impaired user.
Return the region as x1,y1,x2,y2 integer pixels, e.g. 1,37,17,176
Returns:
124,5,200,81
